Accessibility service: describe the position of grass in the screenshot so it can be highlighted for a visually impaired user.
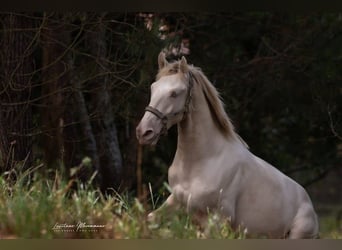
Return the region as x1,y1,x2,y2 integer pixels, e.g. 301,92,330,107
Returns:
0,167,244,239
317,209,342,239
0,166,340,239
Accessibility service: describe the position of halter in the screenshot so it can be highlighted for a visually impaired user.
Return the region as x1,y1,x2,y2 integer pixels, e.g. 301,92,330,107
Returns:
145,71,195,136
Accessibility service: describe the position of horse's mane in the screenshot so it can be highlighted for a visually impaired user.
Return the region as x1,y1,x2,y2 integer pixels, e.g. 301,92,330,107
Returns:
157,60,248,147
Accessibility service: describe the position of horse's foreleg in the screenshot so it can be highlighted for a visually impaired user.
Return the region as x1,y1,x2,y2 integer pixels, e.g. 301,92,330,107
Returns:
147,193,180,222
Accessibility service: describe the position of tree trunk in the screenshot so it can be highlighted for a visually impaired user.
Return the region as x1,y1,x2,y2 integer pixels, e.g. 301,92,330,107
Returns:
86,14,123,191
41,13,72,171
67,69,101,184
0,13,35,173
120,97,146,191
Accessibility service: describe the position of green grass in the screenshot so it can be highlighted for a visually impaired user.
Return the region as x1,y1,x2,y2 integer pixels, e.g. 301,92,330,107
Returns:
0,167,340,239
0,168,244,239
317,211,342,239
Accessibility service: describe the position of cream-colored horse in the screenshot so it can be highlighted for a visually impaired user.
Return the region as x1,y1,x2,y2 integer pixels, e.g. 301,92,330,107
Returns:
136,52,319,239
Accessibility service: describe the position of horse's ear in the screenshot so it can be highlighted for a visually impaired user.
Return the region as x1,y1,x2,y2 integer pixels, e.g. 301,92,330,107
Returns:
179,56,189,73
158,52,168,69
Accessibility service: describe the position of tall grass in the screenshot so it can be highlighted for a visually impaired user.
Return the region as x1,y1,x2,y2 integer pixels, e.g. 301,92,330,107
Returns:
0,166,244,239
1,166,340,239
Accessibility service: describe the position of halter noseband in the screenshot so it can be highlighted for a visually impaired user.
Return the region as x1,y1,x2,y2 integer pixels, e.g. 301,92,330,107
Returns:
145,71,194,136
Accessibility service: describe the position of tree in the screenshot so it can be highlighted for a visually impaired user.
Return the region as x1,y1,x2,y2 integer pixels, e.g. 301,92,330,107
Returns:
84,13,123,191
40,12,75,174
0,13,35,173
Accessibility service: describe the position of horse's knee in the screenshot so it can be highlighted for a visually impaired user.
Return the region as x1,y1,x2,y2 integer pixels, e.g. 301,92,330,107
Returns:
289,207,319,239
147,211,157,222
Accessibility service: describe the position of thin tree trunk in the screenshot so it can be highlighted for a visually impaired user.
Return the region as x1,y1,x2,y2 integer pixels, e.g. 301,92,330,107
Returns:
41,13,72,171
86,14,123,191
121,98,146,191
0,13,35,172
68,73,101,184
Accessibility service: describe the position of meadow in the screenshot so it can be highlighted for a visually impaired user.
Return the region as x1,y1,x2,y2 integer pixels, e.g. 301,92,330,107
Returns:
0,167,245,239
0,167,340,239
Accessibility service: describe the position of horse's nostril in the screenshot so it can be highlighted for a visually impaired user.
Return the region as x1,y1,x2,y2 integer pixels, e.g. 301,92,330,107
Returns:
143,129,154,138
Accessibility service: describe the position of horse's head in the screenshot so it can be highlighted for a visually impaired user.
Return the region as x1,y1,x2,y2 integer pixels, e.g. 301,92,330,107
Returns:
136,52,193,145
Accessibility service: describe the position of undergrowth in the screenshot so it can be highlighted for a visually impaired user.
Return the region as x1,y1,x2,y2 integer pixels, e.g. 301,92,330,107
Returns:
0,166,244,239
1,165,340,239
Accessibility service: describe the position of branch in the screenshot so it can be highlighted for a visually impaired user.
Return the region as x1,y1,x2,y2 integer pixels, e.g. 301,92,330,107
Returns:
284,165,312,175
327,106,342,140
261,37,282,56
303,165,336,188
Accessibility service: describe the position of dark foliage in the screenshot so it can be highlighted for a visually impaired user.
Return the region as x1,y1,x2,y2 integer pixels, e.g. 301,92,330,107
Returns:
0,12,340,197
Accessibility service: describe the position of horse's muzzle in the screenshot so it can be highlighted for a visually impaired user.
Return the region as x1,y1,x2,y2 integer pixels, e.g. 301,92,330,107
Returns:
136,123,159,145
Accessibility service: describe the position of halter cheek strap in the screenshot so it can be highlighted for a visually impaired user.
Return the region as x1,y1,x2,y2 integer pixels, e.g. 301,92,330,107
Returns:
145,71,194,136
145,106,168,135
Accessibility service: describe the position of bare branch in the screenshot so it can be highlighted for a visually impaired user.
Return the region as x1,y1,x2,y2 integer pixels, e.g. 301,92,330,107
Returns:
327,105,342,140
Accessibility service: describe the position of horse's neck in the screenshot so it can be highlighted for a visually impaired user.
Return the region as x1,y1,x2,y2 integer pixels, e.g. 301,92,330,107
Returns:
175,84,232,163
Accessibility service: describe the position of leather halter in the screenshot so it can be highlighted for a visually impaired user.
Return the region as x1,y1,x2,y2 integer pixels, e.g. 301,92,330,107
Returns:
145,71,194,136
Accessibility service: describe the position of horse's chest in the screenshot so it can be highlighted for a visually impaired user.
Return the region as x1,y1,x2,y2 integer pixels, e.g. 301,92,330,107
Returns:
169,168,220,211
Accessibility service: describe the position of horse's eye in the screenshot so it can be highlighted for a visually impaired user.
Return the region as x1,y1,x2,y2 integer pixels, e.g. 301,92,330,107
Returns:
170,91,178,98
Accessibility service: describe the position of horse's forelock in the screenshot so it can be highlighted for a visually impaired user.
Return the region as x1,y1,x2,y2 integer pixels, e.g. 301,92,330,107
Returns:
156,61,180,80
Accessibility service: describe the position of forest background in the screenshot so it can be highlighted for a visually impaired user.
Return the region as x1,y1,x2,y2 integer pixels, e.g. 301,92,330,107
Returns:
0,12,341,238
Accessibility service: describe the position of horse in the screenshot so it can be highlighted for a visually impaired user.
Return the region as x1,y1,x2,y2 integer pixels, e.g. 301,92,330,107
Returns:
136,52,319,239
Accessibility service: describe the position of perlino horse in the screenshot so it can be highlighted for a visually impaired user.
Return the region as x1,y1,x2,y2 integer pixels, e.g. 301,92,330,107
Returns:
136,52,319,239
